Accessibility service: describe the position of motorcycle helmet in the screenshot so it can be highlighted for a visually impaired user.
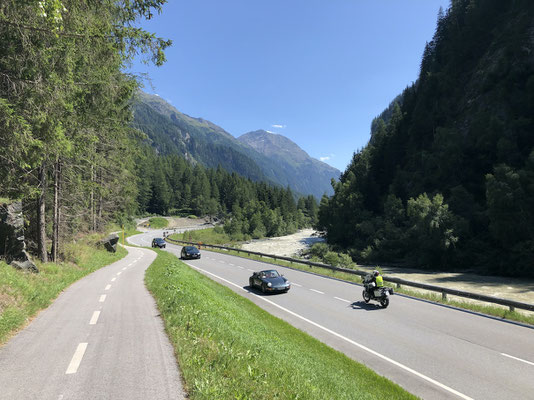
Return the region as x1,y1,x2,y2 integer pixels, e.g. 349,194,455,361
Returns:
373,270,380,277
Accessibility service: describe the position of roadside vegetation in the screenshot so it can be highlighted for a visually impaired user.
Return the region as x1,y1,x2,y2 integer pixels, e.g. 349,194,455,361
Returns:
145,250,416,400
148,217,169,229
0,236,127,345
169,226,234,245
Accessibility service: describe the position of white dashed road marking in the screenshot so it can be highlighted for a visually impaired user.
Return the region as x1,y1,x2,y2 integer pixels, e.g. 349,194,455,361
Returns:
117,272,122,276
99,295,106,303
111,278,116,282
310,289,324,294
105,284,111,290
291,283,302,287
65,343,88,374
89,311,100,325
247,269,254,272
334,297,351,303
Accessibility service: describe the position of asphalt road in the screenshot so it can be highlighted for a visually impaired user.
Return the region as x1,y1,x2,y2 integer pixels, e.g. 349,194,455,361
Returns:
0,245,185,400
129,230,534,400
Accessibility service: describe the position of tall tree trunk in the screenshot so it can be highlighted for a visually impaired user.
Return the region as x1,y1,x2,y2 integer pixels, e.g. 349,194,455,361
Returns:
51,159,61,262
38,162,48,263
91,164,96,231
97,168,103,231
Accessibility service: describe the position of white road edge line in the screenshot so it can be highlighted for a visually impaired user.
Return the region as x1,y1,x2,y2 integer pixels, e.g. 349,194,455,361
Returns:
89,311,100,325
99,295,106,303
310,289,324,294
105,284,111,290
187,263,473,400
502,353,534,366
65,343,88,374
334,296,351,303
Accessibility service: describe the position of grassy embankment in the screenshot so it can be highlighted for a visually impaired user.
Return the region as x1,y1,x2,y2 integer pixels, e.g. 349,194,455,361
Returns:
148,217,169,229
169,228,534,326
0,235,127,345
145,250,416,400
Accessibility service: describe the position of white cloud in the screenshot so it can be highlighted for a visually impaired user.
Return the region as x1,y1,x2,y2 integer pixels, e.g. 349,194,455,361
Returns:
271,124,286,129
266,130,275,134
320,156,330,162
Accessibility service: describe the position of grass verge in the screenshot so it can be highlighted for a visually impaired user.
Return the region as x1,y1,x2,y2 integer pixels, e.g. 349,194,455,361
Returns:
178,243,534,327
145,250,416,400
148,217,169,229
170,227,236,245
0,235,127,345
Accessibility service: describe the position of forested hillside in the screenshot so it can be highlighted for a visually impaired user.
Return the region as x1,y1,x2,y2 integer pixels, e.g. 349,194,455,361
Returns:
136,150,318,240
0,1,170,262
319,0,534,277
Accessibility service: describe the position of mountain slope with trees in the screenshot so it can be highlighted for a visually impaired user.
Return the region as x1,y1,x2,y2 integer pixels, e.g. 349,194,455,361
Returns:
132,92,339,198
238,130,340,198
318,0,534,277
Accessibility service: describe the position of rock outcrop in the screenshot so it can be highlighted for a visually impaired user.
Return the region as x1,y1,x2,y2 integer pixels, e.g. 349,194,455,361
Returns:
99,233,120,253
0,201,38,273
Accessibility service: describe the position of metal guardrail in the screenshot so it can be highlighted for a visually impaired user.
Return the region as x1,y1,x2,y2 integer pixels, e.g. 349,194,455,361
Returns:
166,237,534,313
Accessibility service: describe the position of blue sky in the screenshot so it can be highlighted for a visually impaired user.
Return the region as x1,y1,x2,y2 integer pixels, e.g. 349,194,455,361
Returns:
131,0,450,172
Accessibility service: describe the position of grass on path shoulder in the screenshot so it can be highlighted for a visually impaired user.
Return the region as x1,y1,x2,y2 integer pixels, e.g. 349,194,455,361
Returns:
169,227,234,245
145,250,416,400
148,217,169,229
0,236,127,345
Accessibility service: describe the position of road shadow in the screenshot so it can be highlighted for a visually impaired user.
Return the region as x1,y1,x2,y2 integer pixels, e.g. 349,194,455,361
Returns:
350,301,383,311
244,285,288,296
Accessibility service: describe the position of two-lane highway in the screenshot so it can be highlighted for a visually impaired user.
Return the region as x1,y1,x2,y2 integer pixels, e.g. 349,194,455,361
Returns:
129,231,534,400
0,246,185,400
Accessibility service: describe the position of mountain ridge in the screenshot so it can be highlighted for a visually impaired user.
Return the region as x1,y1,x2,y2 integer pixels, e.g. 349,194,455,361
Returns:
133,92,340,198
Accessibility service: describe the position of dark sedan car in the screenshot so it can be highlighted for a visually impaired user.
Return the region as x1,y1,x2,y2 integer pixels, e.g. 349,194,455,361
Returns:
181,245,201,260
249,269,290,293
151,238,166,248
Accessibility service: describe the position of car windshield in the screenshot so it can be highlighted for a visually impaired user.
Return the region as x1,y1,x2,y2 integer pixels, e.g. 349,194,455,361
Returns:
155,238,164,243
263,270,279,278
185,246,198,253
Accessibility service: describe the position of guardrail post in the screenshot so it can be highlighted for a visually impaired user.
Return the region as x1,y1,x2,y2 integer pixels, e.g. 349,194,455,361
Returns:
442,292,447,301
396,283,401,289
509,305,515,312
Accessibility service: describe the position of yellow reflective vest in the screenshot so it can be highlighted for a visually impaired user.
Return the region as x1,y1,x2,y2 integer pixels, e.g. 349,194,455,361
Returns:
375,275,384,287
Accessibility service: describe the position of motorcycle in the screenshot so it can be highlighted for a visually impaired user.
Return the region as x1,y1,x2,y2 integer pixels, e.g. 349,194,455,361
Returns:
362,275,393,308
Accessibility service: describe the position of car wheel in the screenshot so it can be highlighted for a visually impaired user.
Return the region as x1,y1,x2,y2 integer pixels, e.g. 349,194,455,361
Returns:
163,245,166,248
261,283,266,294
249,278,254,289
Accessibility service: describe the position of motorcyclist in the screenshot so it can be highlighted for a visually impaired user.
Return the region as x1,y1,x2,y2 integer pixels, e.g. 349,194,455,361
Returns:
373,270,384,287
